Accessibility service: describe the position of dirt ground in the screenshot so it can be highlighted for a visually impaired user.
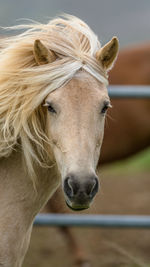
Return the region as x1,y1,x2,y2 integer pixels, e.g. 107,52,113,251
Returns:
23,166,150,267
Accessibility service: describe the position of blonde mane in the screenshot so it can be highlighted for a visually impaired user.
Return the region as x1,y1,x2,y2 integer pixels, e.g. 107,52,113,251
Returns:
0,15,108,178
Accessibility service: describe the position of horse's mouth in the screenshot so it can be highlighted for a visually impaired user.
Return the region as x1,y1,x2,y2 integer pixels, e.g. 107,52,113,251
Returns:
66,201,89,211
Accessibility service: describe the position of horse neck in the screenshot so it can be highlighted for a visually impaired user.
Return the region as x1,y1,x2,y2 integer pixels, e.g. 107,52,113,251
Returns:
0,149,60,224
0,149,60,267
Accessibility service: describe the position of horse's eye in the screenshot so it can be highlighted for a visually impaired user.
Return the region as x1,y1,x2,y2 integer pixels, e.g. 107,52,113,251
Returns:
101,102,110,114
101,105,108,114
48,104,56,114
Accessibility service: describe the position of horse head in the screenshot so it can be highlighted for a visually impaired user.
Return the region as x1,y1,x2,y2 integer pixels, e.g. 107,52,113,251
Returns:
33,36,119,210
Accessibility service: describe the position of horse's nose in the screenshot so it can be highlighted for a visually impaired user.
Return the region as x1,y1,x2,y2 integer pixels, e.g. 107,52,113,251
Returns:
63,174,99,202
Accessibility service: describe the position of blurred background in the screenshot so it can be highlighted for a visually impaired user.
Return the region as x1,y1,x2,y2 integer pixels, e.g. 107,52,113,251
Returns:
1,0,150,266
0,0,150,47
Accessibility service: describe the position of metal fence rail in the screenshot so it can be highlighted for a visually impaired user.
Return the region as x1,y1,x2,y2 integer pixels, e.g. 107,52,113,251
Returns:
34,86,150,229
34,214,150,228
108,85,150,98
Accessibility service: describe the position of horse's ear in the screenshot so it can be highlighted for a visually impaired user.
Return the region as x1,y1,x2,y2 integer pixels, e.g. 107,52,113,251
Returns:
96,37,119,70
33,39,57,65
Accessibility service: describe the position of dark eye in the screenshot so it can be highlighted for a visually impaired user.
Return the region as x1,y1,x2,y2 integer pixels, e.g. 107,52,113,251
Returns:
101,101,111,115
101,105,108,114
48,104,56,114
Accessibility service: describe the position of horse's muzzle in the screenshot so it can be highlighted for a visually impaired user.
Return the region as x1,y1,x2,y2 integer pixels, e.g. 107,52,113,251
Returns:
63,173,99,210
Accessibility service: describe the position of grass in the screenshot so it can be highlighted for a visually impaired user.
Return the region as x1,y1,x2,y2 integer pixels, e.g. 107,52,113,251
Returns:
102,147,150,175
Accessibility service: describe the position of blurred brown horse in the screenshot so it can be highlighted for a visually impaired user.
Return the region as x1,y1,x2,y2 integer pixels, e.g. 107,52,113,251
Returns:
102,42,150,164
45,42,150,267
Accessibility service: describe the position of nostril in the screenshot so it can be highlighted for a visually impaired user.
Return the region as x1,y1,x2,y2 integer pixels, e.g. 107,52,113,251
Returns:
64,177,73,198
86,178,99,198
64,175,99,200
90,178,99,198
64,176,80,198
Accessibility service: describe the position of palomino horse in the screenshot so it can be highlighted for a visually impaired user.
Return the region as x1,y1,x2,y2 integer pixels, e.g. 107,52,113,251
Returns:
0,15,118,267
46,42,150,266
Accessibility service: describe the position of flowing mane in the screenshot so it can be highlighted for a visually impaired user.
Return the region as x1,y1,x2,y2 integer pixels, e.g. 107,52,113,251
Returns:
0,15,108,177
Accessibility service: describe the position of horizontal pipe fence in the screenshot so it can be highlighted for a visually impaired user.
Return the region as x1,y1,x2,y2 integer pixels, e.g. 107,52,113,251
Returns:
34,86,150,228
34,214,150,228
108,85,150,98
